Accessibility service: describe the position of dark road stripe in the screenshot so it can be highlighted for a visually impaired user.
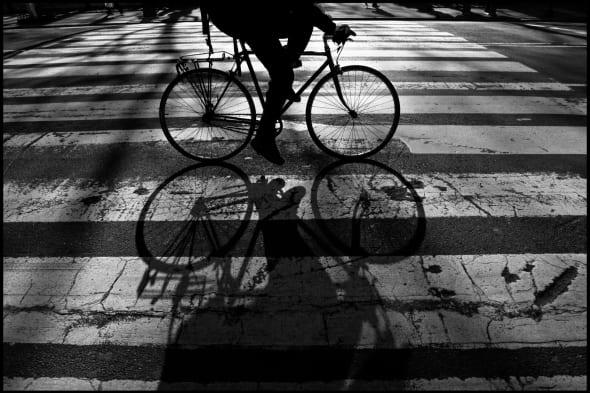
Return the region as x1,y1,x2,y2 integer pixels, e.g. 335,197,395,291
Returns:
3,343,586,381
2,59,177,68
3,114,585,134
3,57,522,69
3,216,586,257
5,48,516,59
3,89,583,105
3,72,555,88
3,141,587,179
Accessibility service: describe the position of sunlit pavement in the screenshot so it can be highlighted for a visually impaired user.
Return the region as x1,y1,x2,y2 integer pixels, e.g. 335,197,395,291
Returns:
3,5,587,391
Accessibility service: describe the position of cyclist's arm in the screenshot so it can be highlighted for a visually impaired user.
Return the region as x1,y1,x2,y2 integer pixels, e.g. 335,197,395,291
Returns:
301,2,356,44
295,2,336,34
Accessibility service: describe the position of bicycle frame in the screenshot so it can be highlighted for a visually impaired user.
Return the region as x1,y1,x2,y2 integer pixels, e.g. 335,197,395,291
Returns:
230,35,354,116
170,35,356,134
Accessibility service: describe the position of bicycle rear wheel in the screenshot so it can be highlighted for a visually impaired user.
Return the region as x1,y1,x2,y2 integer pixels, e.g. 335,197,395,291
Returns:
160,68,256,161
306,65,400,159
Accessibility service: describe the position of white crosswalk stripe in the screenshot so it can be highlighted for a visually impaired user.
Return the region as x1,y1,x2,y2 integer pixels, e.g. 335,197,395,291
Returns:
3,173,587,221
3,60,540,78
4,376,588,391
3,19,586,390
4,125,587,154
4,96,586,123
3,82,577,99
3,50,509,65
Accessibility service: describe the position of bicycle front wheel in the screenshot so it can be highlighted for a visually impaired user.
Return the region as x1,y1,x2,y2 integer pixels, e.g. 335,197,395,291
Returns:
306,65,400,159
160,69,256,161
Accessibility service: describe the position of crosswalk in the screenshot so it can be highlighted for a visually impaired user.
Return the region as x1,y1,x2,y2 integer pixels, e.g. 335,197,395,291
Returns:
3,20,586,390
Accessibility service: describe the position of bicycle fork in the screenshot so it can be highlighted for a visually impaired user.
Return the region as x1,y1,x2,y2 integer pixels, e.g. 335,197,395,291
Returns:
324,40,358,118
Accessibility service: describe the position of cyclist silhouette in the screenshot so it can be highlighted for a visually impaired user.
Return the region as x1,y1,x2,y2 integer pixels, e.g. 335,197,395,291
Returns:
201,2,356,165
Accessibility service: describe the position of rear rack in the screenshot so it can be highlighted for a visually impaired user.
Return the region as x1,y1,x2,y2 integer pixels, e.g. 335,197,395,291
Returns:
175,51,235,74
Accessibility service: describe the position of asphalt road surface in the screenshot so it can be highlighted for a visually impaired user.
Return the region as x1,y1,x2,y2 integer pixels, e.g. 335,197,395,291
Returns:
3,18,586,390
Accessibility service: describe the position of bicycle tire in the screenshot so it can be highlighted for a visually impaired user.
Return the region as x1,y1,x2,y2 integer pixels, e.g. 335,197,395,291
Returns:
310,159,425,259
306,65,400,159
160,68,256,162
136,162,254,273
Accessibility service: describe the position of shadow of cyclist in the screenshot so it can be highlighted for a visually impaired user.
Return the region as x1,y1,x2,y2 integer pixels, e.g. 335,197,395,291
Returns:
248,175,311,272
136,159,424,389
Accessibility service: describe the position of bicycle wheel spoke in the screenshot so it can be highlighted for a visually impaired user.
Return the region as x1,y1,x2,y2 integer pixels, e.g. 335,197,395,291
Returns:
355,122,384,146
320,87,350,112
169,85,205,116
355,77,385,111
186,75,211,110
353,78,383,111
215,99,251,114
214,114,254,123
356,91,391,114
168,89,202,113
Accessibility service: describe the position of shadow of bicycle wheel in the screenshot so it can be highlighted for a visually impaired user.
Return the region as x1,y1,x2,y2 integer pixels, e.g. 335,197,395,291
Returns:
309,158,426,262
135,161,254,275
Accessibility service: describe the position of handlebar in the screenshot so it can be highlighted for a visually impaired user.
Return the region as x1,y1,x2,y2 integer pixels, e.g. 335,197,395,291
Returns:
323,33,353,56
322,33,350,62
323,33,354,45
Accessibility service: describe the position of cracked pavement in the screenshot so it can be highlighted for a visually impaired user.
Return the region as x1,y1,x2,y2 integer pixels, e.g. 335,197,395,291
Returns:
3,253,586,348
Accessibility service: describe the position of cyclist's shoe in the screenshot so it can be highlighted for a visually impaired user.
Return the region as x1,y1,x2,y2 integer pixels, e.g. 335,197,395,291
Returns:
251,136,285,165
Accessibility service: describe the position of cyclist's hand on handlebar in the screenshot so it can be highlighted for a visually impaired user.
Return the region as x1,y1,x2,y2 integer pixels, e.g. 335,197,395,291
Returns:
332,24,356,44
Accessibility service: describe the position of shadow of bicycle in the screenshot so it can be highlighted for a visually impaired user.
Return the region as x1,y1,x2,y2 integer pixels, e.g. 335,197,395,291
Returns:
135,158,426,389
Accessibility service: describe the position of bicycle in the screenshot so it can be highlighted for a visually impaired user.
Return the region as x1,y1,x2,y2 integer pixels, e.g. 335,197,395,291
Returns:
159,34,401,162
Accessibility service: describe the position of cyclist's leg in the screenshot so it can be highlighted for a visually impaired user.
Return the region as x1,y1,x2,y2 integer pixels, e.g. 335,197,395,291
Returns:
281,17,313,66
243,35,292,164
245,35,293,137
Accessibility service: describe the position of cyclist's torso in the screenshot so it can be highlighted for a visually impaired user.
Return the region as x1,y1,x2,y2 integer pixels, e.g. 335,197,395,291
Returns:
203,3,257,38
202,2,335,39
